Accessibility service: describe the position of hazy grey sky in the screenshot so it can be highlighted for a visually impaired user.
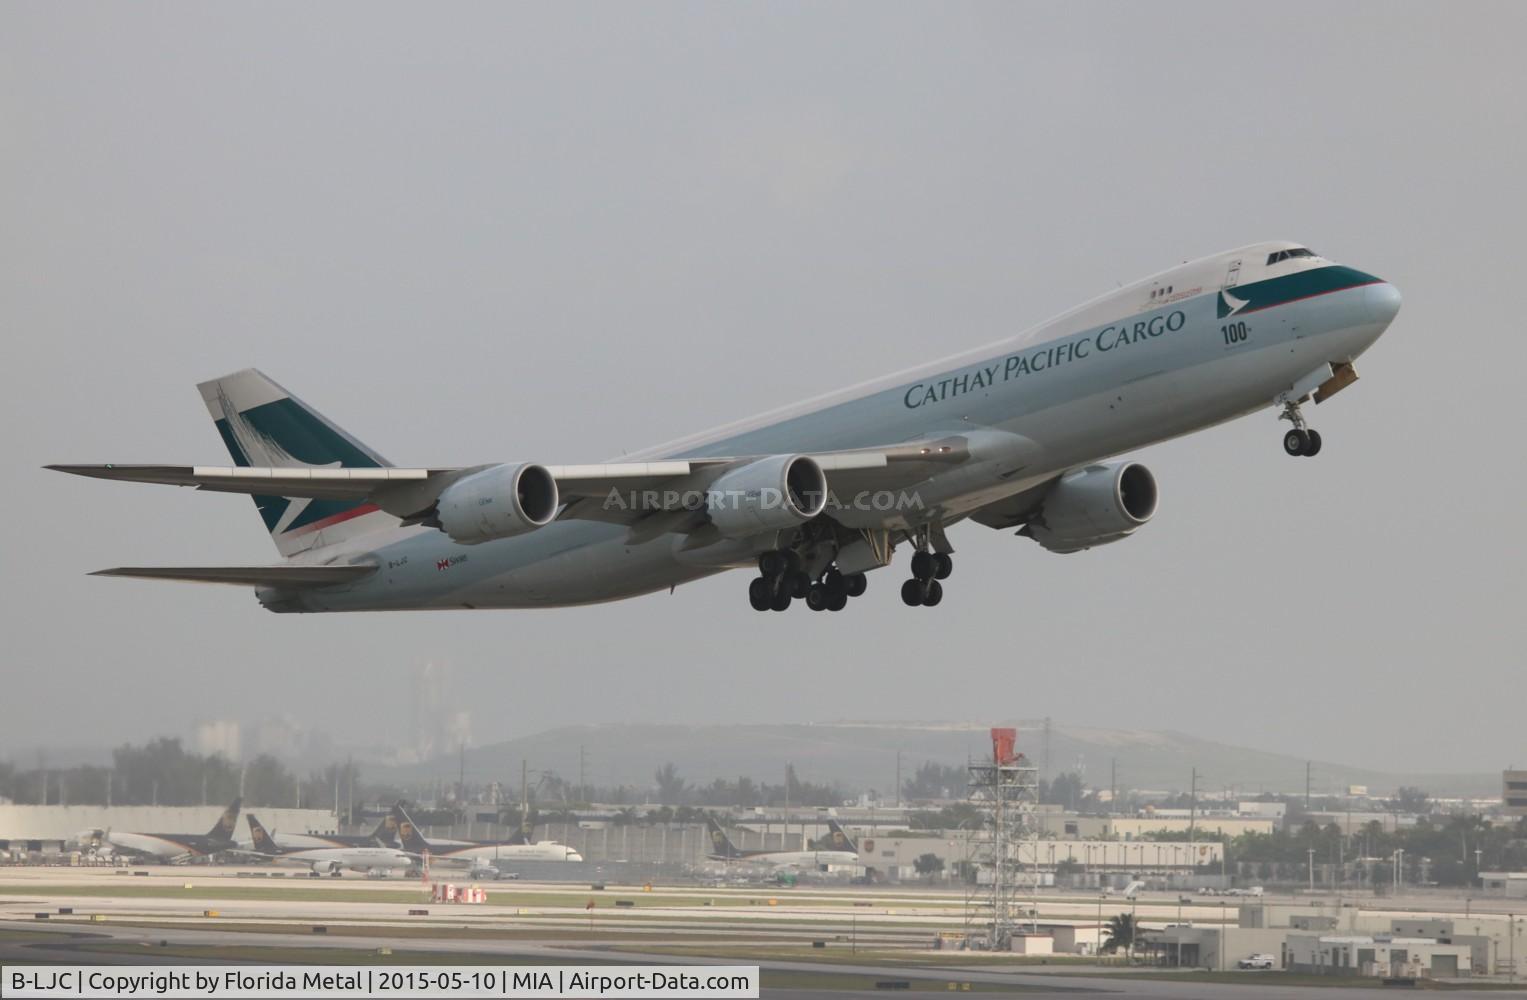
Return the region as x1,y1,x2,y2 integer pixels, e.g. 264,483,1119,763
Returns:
4,2,1523,774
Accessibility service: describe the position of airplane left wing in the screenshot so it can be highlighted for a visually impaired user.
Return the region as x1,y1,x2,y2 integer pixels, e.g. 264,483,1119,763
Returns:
50,429,1040,534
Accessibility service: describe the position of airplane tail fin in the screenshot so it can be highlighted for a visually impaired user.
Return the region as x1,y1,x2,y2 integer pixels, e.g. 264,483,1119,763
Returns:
391,803,430,854
197,369,394,557
369,804,402,847
705,815,740,859
823,818,858,853
245,813,279,854
208,798,241,840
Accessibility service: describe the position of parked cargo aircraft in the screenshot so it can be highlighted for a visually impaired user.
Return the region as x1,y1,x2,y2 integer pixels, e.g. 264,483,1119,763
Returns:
811,818,860,856
705,815,859,869
393,804,582,866
50,242,1399,611
239,814,414,877
92,798,241,863
267,807,401,851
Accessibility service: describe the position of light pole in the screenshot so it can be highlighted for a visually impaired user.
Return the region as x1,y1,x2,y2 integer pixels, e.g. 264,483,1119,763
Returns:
1511,913,1517,984
1097,894,1104,961
1308,847,1316,894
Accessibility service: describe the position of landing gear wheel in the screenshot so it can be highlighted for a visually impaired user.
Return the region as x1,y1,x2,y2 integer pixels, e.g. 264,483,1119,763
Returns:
844,573,867,598
910,551,936,580
901,579,924,607
758,551,785,577
770,590,792,612
788,571,811,598
748,577,772,611
1303,429,1323,457
823,570,847,598
806,585,827,611
1283,428,1309,456
922,580,944,607
826,590,848,612
933,554,953,580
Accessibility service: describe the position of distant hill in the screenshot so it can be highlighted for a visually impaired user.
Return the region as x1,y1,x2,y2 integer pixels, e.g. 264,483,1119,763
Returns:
377,721,1500,799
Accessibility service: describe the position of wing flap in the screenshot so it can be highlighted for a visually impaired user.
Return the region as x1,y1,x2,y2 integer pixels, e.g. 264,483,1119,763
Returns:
89,565,375,587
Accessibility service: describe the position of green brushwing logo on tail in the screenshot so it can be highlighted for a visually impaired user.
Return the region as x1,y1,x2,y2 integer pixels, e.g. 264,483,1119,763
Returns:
212,393,382,535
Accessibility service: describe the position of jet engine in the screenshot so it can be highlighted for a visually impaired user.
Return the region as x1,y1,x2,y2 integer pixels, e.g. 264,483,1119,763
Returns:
435,463,559,545
309,859,342,876
1023,461,1157,553
706,455,827,539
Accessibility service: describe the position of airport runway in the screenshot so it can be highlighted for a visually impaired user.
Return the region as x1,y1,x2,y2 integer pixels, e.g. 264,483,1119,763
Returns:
7,920,1527,998
4,867,1526,998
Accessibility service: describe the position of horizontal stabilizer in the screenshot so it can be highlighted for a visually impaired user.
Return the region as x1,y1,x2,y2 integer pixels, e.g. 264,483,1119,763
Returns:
89,565,375,588
46,464,437,500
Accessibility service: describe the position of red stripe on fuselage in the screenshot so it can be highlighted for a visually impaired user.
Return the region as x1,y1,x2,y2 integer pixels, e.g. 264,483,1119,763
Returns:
283,503,382,537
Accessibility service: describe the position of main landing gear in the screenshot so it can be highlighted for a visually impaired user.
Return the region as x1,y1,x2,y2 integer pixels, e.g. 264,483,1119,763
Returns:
1279,399,1323,457
748,550,866,613
901,549,952,607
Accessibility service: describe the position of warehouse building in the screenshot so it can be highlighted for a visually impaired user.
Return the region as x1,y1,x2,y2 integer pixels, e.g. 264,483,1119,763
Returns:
1284,933,1473,978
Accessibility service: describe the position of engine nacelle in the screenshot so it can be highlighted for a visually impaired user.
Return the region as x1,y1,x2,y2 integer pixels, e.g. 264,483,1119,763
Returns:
1025,461,1158,554
706,455,827,539
435,463,559,545
310,859,342,875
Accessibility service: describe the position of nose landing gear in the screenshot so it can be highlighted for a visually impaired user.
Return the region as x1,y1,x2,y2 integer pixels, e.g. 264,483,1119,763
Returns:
1279,400,1323,457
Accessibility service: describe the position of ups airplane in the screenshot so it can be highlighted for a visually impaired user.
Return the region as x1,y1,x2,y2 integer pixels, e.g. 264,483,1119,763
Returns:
88,798,242,864
50,241,1399,612
705,815,859,869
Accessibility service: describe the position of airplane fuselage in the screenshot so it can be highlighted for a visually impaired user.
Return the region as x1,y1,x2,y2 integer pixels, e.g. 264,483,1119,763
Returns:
710,850,860,869
426,841,584,865
256,845,413,872
105,831,231,862
245,243,1398,611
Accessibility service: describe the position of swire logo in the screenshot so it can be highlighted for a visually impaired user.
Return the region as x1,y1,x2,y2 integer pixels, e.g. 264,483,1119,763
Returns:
436,554,467,572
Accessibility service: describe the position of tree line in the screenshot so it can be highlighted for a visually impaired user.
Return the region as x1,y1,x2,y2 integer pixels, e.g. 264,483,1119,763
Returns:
0,738,360,813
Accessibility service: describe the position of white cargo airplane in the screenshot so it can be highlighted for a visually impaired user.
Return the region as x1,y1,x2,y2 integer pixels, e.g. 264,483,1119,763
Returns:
391,804,582,868
50,242,1399,611
240,814,414,877
704,815,859,869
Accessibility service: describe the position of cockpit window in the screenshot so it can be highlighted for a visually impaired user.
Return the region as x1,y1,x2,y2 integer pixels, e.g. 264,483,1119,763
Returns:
1267,248,1316,265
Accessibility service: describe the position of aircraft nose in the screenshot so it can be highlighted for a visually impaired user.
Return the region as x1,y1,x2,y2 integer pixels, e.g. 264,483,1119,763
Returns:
1367,281,1402,326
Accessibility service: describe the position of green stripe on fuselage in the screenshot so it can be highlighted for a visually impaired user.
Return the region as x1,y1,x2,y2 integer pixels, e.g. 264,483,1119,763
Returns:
1220,264,1379,319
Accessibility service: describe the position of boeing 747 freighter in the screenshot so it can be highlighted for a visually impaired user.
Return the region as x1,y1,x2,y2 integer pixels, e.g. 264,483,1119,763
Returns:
50,242,1400,611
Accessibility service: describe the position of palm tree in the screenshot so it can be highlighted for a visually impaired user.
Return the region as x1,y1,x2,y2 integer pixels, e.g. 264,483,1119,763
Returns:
653,763,688,806
1102,913,1136,954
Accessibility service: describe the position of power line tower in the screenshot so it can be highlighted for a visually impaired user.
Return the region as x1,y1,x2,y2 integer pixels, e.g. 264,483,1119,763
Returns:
966,727,1040,951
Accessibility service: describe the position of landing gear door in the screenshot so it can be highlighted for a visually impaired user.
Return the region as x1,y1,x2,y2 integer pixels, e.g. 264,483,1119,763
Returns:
1224,258,1241,288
